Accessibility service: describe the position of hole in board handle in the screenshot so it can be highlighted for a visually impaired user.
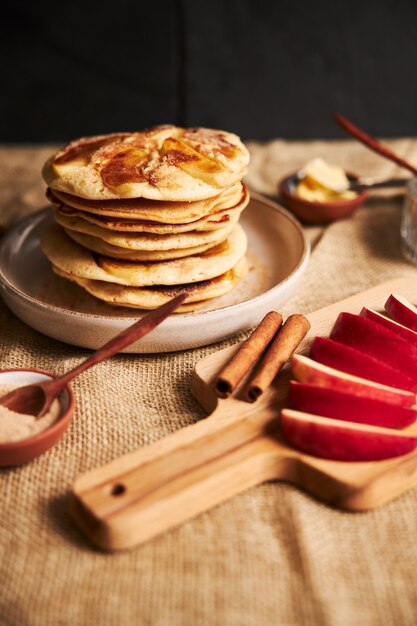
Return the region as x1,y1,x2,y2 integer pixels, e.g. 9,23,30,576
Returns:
110,483,126,497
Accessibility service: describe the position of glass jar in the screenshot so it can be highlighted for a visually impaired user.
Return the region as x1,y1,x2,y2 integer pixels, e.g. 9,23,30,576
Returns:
401,178,417,263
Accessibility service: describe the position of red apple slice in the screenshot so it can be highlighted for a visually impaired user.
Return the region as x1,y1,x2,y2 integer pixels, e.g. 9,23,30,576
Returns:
280,409,417,461
292,354,415,407
309,336,417,392
330,312,417,375
288,381,417,428
385,294,417,332
360,307,417,346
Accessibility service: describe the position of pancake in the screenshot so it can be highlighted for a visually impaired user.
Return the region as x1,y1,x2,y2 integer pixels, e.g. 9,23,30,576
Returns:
55,210,237,251
52,256,248,312
53,202,243,234
47,182,246,223
43,126,250,201
64,228,231,261
41,223,248,286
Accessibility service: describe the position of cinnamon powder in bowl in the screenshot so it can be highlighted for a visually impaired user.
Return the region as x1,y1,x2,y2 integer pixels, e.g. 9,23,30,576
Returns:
0,369,75,466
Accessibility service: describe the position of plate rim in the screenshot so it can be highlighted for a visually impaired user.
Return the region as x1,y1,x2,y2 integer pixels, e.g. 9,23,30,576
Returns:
0,192,309,323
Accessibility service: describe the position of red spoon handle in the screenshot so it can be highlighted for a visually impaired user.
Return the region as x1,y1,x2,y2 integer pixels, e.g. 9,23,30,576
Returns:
53,293,187,387
333,113,417,177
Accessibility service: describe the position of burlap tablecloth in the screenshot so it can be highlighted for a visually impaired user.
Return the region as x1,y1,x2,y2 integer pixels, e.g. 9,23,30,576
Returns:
1,139,417,626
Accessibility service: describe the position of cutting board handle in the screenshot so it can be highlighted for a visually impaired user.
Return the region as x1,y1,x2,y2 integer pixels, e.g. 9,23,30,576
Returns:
69,399,288,550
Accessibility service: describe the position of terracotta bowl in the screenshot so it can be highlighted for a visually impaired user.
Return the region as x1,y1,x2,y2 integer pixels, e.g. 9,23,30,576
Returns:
0,369,75,466
278,171,368,224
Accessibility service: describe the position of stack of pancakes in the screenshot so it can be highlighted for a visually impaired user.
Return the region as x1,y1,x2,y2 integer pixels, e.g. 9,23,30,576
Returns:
41,125,250,312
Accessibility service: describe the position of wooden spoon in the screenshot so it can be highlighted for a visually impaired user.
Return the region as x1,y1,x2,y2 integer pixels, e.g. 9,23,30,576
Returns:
0,293,187,418
333,112,417,177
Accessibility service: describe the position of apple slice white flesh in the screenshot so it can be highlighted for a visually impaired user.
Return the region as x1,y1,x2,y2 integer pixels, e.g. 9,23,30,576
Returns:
360,307,417,346
292,355,416,408
288,381,417,428
280,409,417,461
309,336,417,392
330,312,417,375
385,294,417,333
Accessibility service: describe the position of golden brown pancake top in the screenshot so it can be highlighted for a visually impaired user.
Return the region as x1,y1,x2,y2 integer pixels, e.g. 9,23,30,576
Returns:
43,126,250,201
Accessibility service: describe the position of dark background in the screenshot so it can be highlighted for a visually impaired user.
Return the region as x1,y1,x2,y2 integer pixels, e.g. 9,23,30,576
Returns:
1,0,416,142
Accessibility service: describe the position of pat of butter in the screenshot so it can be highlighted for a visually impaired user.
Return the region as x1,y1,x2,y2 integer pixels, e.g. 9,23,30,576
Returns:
302,157,349,192
296,158,357,203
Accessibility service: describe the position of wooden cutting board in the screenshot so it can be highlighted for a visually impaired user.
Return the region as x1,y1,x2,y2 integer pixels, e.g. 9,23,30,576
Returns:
69,276,417,551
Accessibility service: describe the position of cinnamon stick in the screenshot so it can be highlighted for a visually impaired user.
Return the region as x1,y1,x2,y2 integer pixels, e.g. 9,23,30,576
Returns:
214,311,283,398
243,314,311,403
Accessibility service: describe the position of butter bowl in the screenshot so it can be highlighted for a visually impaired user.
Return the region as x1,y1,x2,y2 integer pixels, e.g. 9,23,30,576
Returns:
279,171,368,224
0,369,74,466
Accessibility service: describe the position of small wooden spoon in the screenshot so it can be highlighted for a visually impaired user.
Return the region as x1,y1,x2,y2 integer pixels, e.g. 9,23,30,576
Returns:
0,293,187,418
333,112,417,177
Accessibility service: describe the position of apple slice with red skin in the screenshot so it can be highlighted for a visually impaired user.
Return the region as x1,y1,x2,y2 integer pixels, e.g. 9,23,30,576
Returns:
330,312,417,376
280,409,417,461
360,307,417,347
292,354,416,408
385,294,417,332
288,381,417,428
309,336,417,393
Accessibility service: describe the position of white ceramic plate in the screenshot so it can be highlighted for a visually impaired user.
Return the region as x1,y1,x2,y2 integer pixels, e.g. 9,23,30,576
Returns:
0,193,309,352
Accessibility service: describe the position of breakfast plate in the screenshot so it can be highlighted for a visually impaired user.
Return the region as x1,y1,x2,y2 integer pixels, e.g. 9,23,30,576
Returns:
0,193,309,352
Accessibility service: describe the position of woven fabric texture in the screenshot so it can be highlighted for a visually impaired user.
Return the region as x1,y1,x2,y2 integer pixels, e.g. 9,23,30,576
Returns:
1,139,417,626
